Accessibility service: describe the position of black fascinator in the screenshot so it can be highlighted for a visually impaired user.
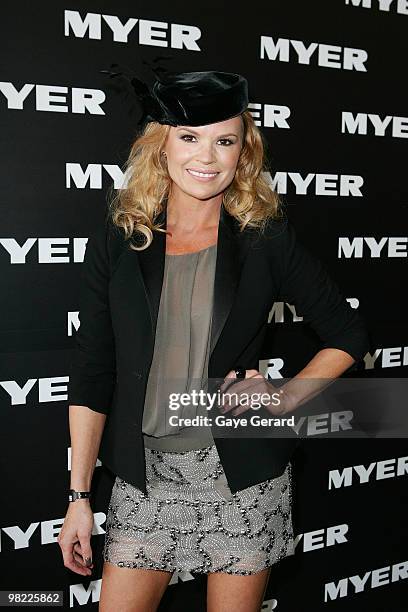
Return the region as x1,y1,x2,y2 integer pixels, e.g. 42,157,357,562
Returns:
100,59,249,128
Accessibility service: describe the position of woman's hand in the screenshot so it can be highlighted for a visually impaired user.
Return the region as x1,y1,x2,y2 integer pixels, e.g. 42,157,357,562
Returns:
58,501,94,576
218,369,297,417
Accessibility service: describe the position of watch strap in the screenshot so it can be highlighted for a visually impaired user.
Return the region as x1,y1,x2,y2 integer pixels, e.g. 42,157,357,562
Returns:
68,489,92,502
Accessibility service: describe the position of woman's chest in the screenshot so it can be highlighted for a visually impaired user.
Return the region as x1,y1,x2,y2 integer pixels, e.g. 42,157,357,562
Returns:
165,225,218,255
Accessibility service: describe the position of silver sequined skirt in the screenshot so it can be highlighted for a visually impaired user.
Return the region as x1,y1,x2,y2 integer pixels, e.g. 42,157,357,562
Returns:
103,444,294,575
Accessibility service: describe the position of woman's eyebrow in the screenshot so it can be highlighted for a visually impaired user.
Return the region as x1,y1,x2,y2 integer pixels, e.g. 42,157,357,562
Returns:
176,127,238,138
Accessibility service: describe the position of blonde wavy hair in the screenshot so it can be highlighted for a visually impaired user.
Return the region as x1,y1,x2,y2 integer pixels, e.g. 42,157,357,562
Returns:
107,110,284,250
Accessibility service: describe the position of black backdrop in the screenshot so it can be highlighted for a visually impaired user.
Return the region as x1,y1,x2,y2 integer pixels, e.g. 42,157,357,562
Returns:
1,1,407,610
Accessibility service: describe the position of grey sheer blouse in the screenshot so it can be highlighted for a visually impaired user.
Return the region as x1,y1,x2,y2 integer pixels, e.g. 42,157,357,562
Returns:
142,243,217,452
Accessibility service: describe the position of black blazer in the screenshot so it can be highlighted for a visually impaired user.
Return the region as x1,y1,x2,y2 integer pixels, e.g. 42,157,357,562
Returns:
68,203,370,495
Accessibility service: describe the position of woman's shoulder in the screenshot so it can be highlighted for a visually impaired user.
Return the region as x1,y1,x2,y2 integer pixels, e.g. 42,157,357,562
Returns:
245,213,291,249
83,214,128,276
262,214,290,239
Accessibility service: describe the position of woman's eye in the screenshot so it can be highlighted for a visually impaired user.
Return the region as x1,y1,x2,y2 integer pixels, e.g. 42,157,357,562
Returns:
179,135,234,146
180,134,195,142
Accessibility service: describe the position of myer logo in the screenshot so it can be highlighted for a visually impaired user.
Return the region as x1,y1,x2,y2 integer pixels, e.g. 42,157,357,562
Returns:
1,377,70,405
364,346,408,369
64,10,202,48
294,523,349,553
260,36,368,71
271,172,364,196
328,455,408,488
0,82,105,114
68,312,80,336
66,163,127,189
324,560,408,601
248,102,292,129
345,0,408,16
342,112,408,138
0,238,87,263
338,237,407,258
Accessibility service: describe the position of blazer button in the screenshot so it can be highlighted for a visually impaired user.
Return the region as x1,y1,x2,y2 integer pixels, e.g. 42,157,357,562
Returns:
132,371,142,379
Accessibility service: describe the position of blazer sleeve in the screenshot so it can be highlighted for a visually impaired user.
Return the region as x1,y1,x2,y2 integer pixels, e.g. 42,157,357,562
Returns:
274,220,370,363
67,218,116,414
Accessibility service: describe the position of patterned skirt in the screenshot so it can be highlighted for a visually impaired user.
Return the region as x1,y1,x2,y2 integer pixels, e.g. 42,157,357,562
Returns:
103,444,294,575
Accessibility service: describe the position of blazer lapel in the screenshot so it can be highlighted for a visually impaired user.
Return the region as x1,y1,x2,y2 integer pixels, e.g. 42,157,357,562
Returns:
137,201,247,359
209,205,243,356
137,207,167,339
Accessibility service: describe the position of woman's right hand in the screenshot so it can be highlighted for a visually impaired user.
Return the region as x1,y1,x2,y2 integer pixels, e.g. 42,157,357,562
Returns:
58,501,95,576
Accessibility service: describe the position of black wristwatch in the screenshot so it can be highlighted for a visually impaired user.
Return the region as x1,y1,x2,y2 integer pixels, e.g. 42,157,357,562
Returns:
68,489,92,502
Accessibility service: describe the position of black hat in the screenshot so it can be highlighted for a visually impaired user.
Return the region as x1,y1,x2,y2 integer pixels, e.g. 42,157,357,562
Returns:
101,64,249,127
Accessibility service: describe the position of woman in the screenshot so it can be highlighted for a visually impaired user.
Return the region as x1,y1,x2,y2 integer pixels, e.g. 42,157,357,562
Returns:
58,71,369,611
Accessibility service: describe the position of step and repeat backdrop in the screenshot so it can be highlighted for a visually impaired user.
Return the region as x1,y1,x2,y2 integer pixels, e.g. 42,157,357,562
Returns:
1,1,407,610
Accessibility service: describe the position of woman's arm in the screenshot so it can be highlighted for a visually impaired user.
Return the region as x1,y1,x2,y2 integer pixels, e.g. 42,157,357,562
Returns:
68,216,117,415
58,404,104,577
69,406,107,490
280,347,355,414
59,217,117,577
268,219,371,413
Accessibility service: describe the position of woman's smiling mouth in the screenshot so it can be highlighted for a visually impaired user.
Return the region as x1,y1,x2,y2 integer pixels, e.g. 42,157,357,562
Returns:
186,168,220,181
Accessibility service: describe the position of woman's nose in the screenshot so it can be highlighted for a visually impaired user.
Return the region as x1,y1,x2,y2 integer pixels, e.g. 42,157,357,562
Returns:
195,142,216,162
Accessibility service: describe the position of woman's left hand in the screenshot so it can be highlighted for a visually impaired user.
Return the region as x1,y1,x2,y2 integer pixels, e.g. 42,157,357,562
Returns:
218,369,297,417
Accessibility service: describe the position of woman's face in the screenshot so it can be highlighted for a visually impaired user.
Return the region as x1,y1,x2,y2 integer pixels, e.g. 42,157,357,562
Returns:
163,116,244,201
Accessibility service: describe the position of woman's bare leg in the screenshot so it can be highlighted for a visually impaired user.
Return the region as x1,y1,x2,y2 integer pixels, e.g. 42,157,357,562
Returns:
206,567,271,612
99,561,174,612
